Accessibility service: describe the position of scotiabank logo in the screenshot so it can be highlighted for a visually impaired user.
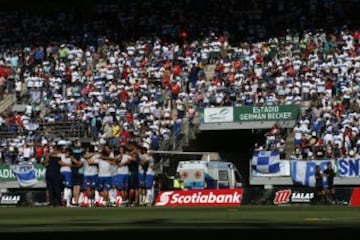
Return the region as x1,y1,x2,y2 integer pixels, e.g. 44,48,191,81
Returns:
273,190,291,204
154,189,243,207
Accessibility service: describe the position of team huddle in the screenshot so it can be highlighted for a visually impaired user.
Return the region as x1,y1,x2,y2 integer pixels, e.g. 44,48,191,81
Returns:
44,141,155,207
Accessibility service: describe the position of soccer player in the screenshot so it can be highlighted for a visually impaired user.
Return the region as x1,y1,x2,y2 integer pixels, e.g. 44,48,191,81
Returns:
81,147,99,207
58,145,73,207
113,146,131,206
138,147,155,206
87,145,114,207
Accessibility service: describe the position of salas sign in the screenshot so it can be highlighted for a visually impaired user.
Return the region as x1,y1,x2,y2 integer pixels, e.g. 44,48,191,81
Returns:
273,189,314,205
234,105,299,122
154,189,243,207
0,194,21,205
0,164,46,182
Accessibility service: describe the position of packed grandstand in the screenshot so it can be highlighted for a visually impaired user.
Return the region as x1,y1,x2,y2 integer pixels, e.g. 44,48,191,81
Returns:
0,0,359,207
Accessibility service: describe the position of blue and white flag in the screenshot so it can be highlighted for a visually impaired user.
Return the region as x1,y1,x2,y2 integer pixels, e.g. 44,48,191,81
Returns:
291,160,336,187
252,151,280,173
10,164,38,188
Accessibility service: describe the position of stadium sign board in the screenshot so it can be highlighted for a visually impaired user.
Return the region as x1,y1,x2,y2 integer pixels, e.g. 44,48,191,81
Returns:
233,105,300,122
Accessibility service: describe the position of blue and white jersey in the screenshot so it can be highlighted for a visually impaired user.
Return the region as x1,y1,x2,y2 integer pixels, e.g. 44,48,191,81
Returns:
59,153,71,173
84,154,99,176
117,154,131,175
333,134,343,148
93,158,112,177
294,125,303,140
139,153,155,175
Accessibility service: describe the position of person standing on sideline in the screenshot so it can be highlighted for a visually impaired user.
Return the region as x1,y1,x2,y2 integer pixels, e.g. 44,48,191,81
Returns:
44,145,69,207
315,165,325,204
323,161,336,205
69,141,85,207
138,147,155,206
127,142,140,207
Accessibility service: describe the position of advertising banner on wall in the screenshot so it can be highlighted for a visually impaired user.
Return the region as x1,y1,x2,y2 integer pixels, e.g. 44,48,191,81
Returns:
350,188,360,207
203,107,234,123
0,190,47,206
153,189,243,207
241,187,352,206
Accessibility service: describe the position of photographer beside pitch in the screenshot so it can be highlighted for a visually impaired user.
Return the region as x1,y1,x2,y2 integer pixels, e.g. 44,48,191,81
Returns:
323,162,336,205
314,165,326,204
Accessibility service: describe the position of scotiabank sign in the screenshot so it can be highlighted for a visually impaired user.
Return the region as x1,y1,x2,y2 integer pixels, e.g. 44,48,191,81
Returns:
154,189,243,207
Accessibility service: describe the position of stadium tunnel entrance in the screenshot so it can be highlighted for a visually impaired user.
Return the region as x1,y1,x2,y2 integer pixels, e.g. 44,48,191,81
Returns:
179,129,268,187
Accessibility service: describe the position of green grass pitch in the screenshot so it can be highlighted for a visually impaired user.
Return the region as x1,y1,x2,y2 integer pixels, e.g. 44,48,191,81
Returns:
0,206,360,231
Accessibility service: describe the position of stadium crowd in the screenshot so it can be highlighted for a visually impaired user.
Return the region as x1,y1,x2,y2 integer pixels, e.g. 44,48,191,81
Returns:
0,0,358,163
0,0,358,206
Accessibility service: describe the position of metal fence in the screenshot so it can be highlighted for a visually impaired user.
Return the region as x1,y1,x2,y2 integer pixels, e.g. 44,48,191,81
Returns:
0,121,88,140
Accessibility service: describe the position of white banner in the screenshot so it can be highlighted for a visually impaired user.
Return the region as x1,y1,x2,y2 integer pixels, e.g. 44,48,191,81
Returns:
204,107,233,123
337,158,360,177
291,160,336,187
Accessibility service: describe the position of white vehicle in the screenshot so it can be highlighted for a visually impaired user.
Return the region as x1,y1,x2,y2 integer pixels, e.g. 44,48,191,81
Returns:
176,160,244,190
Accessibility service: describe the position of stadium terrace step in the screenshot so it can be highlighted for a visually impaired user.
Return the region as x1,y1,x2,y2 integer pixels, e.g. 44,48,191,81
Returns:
284,130,295,159
0,94,16,115
204,64,216,81
11,104,27,113
300,100,311,115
